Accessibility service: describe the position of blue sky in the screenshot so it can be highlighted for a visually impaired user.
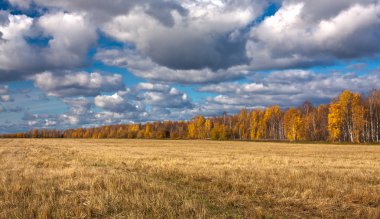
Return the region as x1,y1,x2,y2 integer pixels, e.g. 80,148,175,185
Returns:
0,0,379,133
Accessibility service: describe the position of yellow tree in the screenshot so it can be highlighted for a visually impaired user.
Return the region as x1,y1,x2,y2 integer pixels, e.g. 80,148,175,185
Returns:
237,109,249,140
316,104,329,141
283,108,302,141
210,123,221,140
263,105,282,139
196,115,206,139
32,129,39,138
188,123,196,139
144,123,152,138
250,109,265,140
366,89,380,143
328,90,365,143
328,99,342,142
83,129,91,138
352,93,365,143
339,90,354,142
205,119,212,138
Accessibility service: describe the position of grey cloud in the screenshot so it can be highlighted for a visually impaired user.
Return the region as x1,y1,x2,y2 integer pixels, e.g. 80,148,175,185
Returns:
94,82,193,113
95,48,248,84
33,71,124,97
0,85,9,95
63,98,91,115
19,111,58,129
0,95,12,102
0,11,97,82
135,83,171,92
3,0,380,85
7,0,30,9
200,70,380,108
247,1,380,70
0,85,13,102
94,93,137,113
59,98,91,125
101,1,265,71
140,89,193,109
5,106,22,112
22,111,37,120
140,29,249,70
20,0,265,71
10,0,187,27
21,98,91,128
145,1,188,27
0,11,9,25
290,0,378,21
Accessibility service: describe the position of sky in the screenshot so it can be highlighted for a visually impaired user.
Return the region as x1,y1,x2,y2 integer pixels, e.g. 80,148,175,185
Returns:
0,0,380,133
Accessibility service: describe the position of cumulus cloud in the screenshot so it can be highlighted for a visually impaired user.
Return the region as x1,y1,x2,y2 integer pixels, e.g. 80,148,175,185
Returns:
94,92,137,113
0,85,13,102
5,0,265,75
0,85,8,95
33,71,123,97
200,70,380,108
4,0,379,84
94,82,193,114
13,0,188,26
58,0,262,71
0,11,97,81
95,48,249,84
137,84,193,109
37,12,97,67
0,95,12,102
20,111,56,128
20,97,91,127
7,0,30,9
102,4,254,70
0,12,38,80
59,97,92,125
247,1,380,70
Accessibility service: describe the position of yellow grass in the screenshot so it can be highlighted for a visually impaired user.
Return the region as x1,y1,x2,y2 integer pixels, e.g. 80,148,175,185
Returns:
0,139,379,218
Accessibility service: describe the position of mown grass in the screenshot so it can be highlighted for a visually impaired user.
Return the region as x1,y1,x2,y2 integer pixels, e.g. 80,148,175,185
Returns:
0,139,379,218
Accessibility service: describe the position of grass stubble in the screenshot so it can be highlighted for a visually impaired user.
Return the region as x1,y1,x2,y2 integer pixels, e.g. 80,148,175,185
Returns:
0,139,379,218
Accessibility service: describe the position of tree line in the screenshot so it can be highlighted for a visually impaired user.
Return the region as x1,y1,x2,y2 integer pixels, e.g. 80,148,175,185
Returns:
1,89,379,143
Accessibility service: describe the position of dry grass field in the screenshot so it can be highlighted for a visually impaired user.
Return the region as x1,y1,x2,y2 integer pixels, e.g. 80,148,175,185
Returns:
0,139,379,218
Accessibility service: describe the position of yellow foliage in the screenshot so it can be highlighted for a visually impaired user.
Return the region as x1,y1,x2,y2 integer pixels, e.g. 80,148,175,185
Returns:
284,108,302,141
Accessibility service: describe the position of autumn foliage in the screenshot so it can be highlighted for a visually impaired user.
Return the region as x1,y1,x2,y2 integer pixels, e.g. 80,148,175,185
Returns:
2,89,380,143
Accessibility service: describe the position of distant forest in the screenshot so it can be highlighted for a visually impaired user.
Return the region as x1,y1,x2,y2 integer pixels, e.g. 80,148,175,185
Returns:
1,89,380,143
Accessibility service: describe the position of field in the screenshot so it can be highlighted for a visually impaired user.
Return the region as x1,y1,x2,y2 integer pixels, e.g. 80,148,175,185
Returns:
0,139,379,218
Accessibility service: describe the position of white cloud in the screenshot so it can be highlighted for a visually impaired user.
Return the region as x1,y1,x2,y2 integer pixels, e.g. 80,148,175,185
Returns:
0,12,38,79
0,11,97,81
0,95,12,102
101,1,262,70
95,48,248,84
94,93,137,113
7,0,30,9
247,1,380,70
38,12,97,68
59,97,92,125
200,70,380,108
94,82,193,113
0,85,13,102
0,85,8,95
33,71,123,97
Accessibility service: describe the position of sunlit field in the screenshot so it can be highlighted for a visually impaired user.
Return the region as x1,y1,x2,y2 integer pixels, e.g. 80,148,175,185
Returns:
0,139,379,218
